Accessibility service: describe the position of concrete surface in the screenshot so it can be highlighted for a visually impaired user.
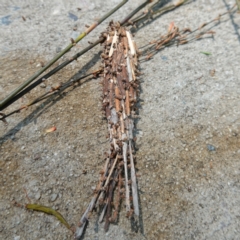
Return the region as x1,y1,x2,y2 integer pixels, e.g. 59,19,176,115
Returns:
0,0,240,239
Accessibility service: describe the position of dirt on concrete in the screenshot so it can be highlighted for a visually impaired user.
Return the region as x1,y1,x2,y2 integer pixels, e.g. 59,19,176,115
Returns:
1,0,240,239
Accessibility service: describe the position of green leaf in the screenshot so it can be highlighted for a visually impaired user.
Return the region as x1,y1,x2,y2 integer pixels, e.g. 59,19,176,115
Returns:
26,204,71,229
200,51,211,55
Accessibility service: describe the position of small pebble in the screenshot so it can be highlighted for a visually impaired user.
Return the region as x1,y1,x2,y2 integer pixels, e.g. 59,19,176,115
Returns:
35,191,41,200
161,55,168,61
56,47,61,53
40,83,46,88
207,144,216,151
53,204,59,210
50,193,58,202
68,12,78,21
46,86,51,92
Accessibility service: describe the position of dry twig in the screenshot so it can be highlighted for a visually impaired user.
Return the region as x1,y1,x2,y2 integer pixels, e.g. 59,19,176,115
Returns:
139,5,237,61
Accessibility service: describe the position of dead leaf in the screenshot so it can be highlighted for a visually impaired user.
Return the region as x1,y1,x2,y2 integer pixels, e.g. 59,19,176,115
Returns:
26,204,71,229
200,51,211,55
168,22,175,33
46,126,56,133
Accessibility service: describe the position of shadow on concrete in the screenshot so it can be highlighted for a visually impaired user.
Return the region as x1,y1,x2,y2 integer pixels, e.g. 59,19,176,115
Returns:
0,52,101,144
222,0,240,44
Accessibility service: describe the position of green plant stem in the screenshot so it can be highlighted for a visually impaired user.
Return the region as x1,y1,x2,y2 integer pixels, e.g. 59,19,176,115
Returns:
236,0,240,10
0,0,128,109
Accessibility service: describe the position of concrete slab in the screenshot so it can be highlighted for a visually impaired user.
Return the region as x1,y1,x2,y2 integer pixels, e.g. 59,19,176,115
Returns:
0,0,240,239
